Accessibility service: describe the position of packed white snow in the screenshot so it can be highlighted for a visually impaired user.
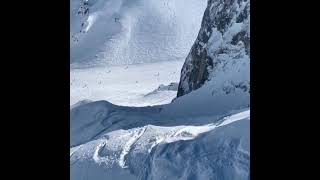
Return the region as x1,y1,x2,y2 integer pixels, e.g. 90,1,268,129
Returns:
70,60,183,106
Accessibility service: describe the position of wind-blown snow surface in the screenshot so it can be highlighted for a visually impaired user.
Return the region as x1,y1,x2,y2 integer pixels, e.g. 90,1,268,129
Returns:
70,100,250,180
70,0,207,67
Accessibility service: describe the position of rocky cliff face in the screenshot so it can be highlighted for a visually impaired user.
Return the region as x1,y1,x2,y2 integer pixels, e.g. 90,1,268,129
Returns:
177,0,250,97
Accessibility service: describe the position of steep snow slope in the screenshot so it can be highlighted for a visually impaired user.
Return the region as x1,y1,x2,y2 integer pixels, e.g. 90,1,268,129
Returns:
70,0,207,67
70,100,250,180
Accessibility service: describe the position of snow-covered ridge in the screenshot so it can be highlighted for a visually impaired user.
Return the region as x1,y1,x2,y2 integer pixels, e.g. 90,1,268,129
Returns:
70,99,250,180
70,99,240,147
70,0,207,67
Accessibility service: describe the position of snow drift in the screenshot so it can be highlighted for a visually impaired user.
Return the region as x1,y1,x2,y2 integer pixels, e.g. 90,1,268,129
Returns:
70,100,250,180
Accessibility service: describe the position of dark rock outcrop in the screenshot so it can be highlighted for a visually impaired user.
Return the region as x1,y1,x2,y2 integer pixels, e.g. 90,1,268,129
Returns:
177,0,250,97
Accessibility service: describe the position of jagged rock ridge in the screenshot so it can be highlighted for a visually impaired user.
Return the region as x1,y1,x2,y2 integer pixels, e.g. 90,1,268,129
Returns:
177,0,250,97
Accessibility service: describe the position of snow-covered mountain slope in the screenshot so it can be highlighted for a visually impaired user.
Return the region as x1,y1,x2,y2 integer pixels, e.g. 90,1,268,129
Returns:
176,0,250,113
70,60,183,106
70,0,207,106
70,100,250,180
71,99,248,147
70,0,207,67
70,0,250,179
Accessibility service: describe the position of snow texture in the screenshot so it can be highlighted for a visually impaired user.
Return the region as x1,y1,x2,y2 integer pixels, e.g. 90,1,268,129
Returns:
70,0,207,67
70,100,250,180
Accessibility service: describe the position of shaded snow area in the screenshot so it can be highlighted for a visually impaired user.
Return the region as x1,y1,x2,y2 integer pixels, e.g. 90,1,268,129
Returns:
70,100,250,180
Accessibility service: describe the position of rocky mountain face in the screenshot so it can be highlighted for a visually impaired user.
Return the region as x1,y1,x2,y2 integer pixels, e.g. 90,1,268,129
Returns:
177,0,250,97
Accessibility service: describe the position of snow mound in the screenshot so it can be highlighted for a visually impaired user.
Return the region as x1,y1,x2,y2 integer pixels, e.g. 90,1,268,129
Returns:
70,100,250,180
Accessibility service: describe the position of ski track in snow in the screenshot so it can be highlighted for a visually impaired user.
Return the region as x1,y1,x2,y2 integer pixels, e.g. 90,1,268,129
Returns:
70,108,250,180
119,127,147,168
93,140,108,164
